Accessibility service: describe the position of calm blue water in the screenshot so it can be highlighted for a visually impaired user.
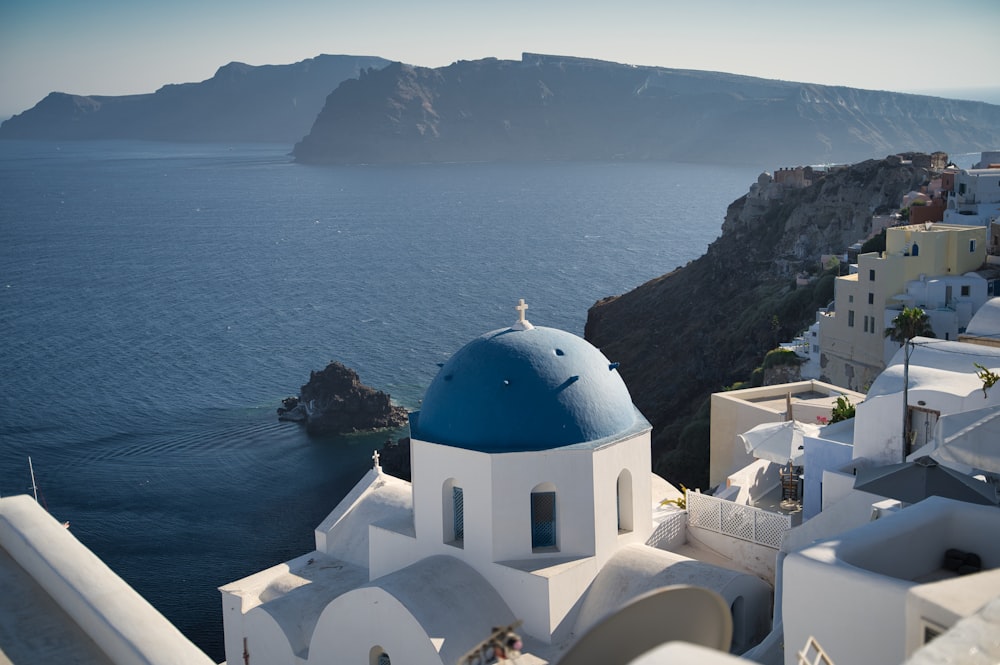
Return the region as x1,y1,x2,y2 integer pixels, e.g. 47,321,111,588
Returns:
0,140,757,660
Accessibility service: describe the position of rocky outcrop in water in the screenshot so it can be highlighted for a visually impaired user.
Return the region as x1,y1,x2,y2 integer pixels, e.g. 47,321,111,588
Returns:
294,53,1000,166
279,361,409,435
585,153,935,489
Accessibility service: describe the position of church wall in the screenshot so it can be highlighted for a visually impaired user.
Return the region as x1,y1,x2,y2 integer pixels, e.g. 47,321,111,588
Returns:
489,449,597,562
483,557,589,644
591,433,653,560
369,524,420,580
410,440,495,564
241,608,298,664
308,587,445,665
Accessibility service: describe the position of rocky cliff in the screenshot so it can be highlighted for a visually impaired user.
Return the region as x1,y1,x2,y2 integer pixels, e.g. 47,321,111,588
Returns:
0,55,390,143
584,154,934,489
294,54,1000,166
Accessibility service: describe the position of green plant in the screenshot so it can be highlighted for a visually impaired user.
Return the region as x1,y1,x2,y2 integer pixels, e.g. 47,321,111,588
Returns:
830,396,855,423
974,363,999,399
660,485,688,510
762,348,801,369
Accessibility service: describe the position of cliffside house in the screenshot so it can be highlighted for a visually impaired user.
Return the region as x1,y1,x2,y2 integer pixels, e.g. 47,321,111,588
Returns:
942,152,1000,227
818,222,988,392
709,380,864,489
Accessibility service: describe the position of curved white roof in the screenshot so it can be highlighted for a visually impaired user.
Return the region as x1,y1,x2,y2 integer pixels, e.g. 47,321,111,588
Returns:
413,324,641,452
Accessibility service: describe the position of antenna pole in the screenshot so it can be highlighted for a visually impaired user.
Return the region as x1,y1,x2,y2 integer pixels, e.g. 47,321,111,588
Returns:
29,456,38,503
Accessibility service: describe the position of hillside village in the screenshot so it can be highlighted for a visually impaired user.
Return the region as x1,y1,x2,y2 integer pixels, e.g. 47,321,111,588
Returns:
2,152,1000,665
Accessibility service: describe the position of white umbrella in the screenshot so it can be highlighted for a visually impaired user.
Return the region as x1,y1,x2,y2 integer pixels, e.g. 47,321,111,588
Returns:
928,405,1000,474
739,420,821,465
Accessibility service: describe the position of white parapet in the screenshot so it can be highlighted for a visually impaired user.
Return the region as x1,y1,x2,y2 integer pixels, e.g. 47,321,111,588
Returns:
0,494,216,665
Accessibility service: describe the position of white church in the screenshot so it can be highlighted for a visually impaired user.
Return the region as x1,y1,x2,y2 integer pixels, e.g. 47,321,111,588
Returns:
219,301,772,664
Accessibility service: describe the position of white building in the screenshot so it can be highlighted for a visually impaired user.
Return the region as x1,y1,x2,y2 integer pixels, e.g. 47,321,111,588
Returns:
818,223,987,392
220,304,772,665
723,333,1000,665
943,167,1000,227
782,497,1000,665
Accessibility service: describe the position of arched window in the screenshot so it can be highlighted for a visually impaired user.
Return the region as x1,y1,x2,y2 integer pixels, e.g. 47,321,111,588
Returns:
531,482,557,550
911,242,919,256
617,469,633,533
369,646,390,665
442,478,464,547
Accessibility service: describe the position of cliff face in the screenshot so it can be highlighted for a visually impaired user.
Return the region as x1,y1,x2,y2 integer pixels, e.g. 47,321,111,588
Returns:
584,155,932,488
0,55,390,143
294,54,1000,166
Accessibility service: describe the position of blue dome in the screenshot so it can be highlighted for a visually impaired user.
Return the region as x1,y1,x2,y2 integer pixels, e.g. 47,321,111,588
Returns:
413,325,638,452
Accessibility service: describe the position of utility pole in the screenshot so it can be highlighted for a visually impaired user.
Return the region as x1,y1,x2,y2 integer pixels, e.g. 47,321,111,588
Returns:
902,339,912,460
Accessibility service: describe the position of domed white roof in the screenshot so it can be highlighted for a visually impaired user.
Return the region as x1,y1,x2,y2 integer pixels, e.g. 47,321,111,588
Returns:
412,321,640,453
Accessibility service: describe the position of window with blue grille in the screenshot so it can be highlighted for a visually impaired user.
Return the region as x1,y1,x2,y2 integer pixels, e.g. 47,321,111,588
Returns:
378,653,391,665
453,486,464,542
531,491,556,549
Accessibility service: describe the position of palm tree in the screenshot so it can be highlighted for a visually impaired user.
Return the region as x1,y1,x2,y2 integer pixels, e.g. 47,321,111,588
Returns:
884,306,935,344
884,307,935,458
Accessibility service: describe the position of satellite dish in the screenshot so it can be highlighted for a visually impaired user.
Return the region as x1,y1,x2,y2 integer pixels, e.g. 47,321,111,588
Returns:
557,585,732,665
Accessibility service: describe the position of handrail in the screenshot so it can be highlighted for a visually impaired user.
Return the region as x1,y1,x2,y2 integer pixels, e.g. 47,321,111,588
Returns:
686,491,791,549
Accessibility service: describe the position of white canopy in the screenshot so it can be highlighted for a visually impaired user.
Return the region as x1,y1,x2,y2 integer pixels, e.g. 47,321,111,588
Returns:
739,420,821,465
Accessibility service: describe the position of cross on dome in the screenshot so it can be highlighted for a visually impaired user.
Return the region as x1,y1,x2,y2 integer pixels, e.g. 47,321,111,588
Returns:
513,298,534,331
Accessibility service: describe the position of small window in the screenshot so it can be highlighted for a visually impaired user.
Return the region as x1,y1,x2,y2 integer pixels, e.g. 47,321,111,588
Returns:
453,487,464,542
863,315,869,333
970,239,977,252
370,647,391,665
848,310,855,327
961,285,971,297
849,294,854,303
531,490,557,549
868,292,874,305
442,479,464,547
869,269,876,281
617,469,633,533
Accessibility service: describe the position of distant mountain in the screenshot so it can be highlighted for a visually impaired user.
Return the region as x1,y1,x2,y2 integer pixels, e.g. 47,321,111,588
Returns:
294,53,1000,166
0,55,391,143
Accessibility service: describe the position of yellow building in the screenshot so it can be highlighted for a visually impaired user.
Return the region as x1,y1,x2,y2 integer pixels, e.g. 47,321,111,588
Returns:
819,223,987,391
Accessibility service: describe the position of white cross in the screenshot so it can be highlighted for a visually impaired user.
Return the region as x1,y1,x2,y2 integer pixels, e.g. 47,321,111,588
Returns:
516,298,529,323
372,449,381,469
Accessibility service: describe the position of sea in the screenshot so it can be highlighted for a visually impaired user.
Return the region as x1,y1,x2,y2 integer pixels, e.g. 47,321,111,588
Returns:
0,140,759,661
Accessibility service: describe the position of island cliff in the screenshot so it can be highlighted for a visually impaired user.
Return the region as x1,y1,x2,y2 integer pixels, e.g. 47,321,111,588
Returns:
0,55,390,143
585,154,935,489
279,361,408,436
294,54,1000,166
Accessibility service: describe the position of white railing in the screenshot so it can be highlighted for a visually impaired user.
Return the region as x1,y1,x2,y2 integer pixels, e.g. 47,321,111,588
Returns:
686,491,791,549
646,509,687,550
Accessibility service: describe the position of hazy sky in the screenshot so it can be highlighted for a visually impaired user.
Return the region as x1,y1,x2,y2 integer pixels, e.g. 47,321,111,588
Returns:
2,0,999,118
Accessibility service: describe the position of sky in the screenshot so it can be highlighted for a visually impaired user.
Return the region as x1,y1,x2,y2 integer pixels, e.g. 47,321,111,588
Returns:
2,0,999,119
